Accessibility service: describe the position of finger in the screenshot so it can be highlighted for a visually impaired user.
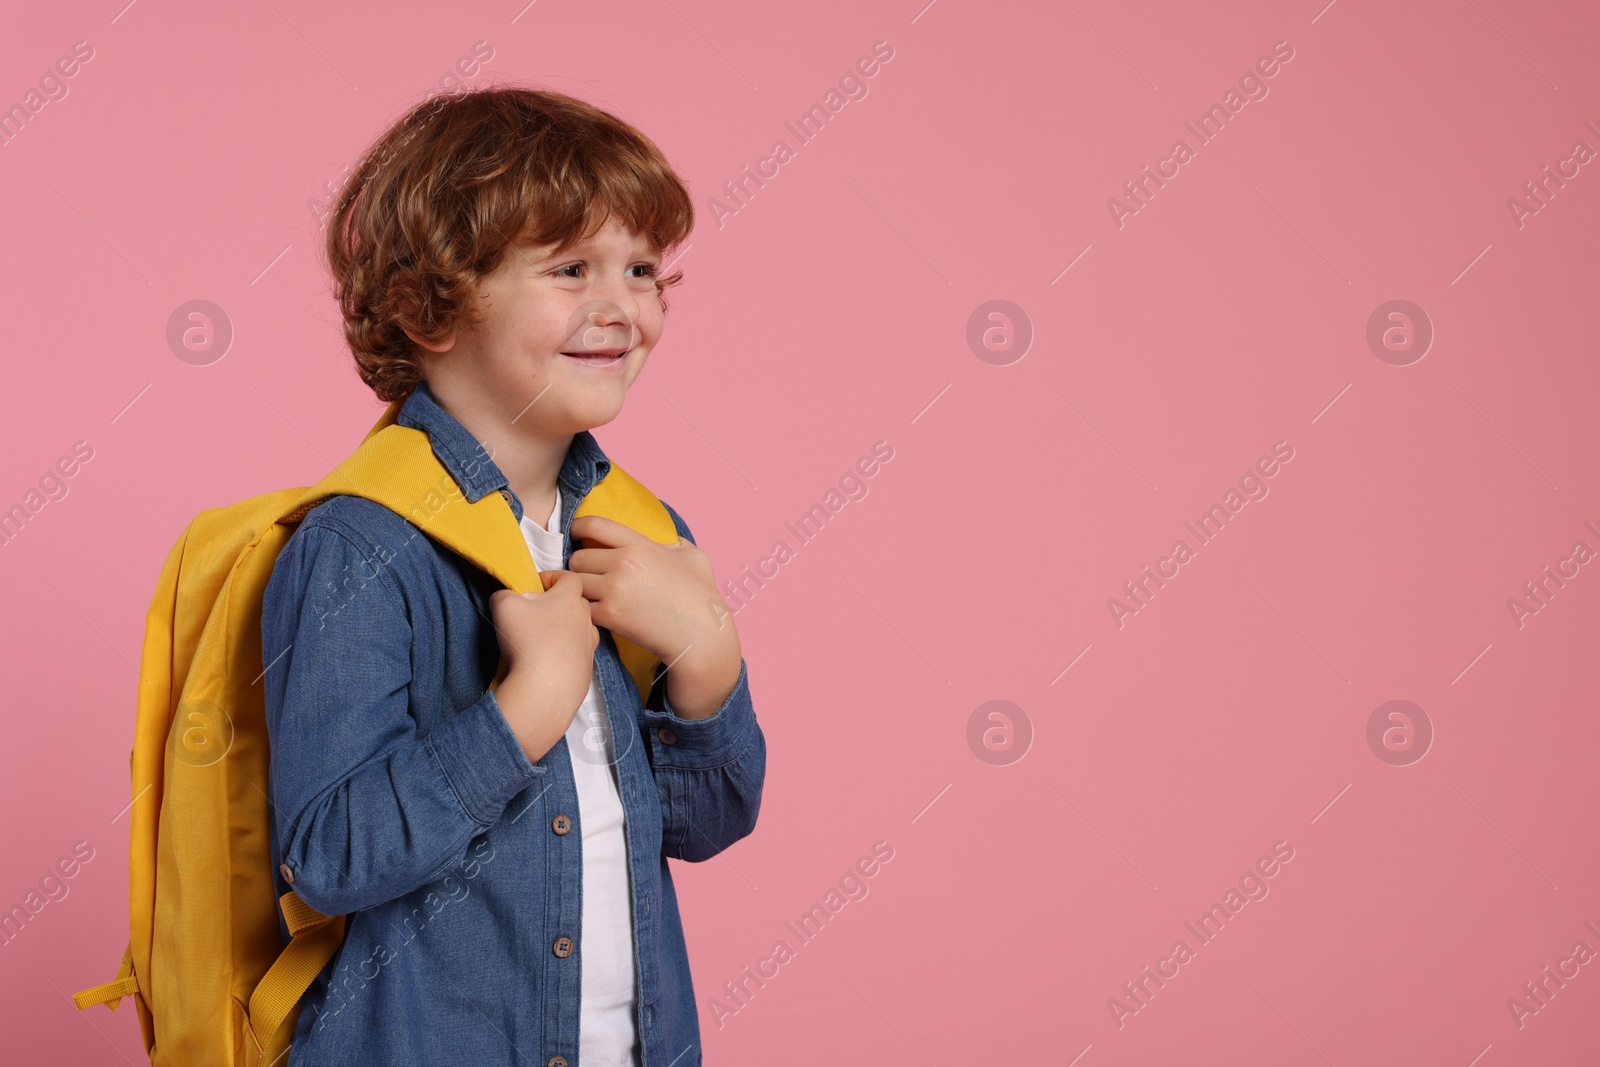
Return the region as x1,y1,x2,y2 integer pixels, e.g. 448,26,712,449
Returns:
568,514,650,548
541,569,585,597
564,567,610,603
565,545,619,575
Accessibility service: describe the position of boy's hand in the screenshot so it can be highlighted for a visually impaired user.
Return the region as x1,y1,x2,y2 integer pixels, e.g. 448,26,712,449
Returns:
488,570,600,763
563,515,742,720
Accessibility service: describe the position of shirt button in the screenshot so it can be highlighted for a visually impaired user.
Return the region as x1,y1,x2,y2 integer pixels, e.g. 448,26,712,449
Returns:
551,814,572,836
548,1058,568,1067
656,727,677,745
278,863,294,885
553,936,574,958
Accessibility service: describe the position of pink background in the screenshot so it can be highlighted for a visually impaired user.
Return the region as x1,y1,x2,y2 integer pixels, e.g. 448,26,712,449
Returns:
3,0,1599,1063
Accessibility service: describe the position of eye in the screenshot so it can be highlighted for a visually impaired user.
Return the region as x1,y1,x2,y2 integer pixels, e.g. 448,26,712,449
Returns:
547,261,660,279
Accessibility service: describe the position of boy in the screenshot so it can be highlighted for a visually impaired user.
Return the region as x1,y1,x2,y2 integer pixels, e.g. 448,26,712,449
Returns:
261,86,766,1067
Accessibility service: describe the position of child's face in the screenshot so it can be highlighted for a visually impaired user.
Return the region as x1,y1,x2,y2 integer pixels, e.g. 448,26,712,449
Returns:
434,216,666,436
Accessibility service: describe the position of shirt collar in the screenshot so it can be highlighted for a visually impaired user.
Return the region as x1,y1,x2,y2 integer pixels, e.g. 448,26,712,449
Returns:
395,379,612,523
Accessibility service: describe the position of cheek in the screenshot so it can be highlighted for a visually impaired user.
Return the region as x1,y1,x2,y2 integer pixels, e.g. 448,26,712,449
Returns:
625,349,652,381
525,317,576,356
637,307,666,347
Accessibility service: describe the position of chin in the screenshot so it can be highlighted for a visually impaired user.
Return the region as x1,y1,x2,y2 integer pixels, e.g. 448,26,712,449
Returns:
557,400,627,433
578,407,625,431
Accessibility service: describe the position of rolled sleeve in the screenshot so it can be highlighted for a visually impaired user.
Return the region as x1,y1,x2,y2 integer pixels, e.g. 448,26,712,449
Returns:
644,657,760,770
428,688,545,826
643,656,766,863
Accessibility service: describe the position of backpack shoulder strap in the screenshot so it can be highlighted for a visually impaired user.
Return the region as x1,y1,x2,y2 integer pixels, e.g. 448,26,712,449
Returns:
572,458,678,543
281,405,681,702
287,421,541,593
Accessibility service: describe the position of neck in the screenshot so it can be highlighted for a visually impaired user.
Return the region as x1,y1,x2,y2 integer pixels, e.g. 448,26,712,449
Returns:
487,429,569,530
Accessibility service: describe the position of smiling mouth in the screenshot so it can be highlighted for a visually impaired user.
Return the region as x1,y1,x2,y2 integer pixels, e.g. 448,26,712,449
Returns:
561,347,628,365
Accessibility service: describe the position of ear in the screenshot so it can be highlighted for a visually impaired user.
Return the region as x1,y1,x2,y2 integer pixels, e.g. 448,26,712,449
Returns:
403,327,457,354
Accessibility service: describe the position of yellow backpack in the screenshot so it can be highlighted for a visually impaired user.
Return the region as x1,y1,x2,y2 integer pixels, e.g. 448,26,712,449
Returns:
72,396,677,1066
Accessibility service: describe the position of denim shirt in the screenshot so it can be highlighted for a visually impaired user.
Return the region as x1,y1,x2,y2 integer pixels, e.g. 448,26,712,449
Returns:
260,381,766,1067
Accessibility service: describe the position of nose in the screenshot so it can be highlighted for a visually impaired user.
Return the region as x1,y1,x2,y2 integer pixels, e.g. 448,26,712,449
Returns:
567,297,641,354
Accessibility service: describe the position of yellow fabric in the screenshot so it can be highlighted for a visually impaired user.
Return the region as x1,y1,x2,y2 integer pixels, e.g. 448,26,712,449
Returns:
243,893,345,1067
75,397,679,1066
71,942,138,1010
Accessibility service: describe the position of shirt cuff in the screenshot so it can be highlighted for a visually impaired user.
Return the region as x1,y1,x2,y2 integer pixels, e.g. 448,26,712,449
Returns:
426,688,544,826
644,658,759,770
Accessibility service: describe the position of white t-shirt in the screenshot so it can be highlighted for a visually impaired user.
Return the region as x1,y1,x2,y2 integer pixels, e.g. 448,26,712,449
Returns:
519,485,640,1066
